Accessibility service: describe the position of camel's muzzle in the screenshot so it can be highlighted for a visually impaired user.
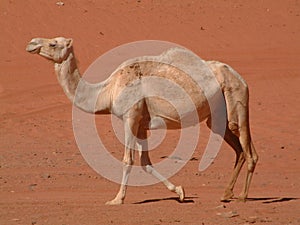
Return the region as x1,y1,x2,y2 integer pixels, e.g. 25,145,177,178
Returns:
26,42,42,54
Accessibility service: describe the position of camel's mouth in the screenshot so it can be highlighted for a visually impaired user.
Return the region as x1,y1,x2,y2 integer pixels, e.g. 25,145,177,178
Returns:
26,42,42,54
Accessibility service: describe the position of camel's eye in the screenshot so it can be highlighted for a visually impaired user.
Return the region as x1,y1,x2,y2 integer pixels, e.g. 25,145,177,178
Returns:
49,42,57,48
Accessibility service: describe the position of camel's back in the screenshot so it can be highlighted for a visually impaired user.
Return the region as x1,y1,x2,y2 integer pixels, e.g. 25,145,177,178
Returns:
110,48,222,127
114,47,221,99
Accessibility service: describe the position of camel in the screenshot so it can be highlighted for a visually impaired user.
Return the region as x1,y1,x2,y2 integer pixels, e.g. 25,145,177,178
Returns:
26,37,258,205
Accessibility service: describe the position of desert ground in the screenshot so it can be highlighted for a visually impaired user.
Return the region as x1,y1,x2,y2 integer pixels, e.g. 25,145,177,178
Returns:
0,0,299,224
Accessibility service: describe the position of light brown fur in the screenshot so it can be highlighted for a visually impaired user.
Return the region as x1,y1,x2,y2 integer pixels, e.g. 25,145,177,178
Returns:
26,37,258,205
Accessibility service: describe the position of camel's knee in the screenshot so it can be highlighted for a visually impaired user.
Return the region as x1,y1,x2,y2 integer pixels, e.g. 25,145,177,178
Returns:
143,164,154,174
247,144,258,172
141,154,152,173
123,157,134,166
247,156,258,172
228,121,239,136
251,144,259,164
123,148,135,166
252,153,258,170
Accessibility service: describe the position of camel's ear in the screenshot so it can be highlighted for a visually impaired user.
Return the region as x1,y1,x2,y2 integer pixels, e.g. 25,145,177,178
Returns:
66,38,73,48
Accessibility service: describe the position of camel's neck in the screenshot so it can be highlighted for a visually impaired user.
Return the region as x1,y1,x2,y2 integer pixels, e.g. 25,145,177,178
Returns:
54,52,80,103
54,51,111,114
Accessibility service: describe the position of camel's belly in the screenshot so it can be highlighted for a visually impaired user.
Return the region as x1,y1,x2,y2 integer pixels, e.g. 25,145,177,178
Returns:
144,97,211,130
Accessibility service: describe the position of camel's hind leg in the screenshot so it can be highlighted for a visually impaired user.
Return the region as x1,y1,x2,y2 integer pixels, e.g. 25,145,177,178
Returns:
224,98,258,202
237,125,258,201
208,61,258,202
206,117,246,202
136,127,185,202
221,127,245,201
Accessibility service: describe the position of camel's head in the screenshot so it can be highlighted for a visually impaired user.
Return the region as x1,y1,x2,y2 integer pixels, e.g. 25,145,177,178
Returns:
26,37,73,63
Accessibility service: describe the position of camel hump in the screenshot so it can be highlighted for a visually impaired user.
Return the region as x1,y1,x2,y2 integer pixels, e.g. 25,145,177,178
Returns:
159,48,220,100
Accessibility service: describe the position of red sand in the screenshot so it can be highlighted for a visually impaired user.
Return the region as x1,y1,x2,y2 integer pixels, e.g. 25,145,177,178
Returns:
1,0,299,224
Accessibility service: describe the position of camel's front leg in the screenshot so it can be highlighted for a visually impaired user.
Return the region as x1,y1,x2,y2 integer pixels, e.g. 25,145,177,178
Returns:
137,127,185,202
105,118,137,205
105,150,133,205
144,164,185,202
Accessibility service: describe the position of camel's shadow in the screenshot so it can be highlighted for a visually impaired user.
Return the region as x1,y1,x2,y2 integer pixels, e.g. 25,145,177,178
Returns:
222,196,298,204
134,196,298,205
134,196,197,204
247,197,298,204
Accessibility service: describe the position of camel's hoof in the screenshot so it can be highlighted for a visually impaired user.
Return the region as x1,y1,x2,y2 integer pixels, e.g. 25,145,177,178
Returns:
175,186,185,202
237,195,247,202
105,199,123,205
237,197,247,202
221,190,234,202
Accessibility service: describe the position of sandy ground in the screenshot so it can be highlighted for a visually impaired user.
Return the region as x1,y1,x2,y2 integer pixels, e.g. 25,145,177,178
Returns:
1,0,300,224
